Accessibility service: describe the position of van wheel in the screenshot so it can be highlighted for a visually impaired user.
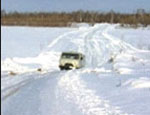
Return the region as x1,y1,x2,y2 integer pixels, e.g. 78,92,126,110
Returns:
60,67,64,70
65,64,73,70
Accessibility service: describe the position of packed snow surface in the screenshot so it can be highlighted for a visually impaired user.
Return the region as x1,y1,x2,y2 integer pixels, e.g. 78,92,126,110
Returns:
1,24,150,115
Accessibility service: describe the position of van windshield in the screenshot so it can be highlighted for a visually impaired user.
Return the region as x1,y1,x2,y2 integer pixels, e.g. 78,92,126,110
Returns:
61,53,79,59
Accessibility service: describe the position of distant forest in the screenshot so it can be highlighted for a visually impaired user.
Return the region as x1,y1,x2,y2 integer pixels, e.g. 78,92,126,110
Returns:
1,9,150,27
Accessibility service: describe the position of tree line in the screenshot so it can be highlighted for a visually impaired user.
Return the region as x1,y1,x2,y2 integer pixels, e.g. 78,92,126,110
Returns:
1,9,150,27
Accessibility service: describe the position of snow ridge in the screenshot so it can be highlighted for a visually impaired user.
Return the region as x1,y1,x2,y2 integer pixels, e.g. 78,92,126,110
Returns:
1,24,150,115
57,71,129,115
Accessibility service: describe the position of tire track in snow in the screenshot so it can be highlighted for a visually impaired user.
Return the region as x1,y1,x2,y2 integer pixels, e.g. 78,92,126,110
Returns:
1,74,36,101
47,29,79,51
57,70,129,115
1,71,59,101
2,70,62,115
76,24,119,67
80,24,140,68
102,25,138,52
81,24,109,67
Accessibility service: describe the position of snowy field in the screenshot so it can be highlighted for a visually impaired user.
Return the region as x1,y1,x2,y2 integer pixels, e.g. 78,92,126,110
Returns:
1,24,150,115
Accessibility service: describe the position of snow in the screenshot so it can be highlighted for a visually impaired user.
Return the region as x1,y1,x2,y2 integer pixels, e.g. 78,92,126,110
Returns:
1,24,150,115
1,26,75,59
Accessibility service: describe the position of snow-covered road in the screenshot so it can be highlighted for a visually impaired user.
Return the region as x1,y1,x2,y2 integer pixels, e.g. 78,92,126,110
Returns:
1,24,150,115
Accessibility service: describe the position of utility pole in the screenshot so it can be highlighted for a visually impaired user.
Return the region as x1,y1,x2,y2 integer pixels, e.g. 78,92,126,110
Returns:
137,9,145,25
79,11,82,22
110,10,114,24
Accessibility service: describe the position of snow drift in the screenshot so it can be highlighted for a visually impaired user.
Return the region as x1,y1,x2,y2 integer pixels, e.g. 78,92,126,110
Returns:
1,24,150,115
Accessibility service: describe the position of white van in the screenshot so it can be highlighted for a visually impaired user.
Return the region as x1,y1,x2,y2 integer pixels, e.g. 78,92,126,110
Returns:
59,52,85,70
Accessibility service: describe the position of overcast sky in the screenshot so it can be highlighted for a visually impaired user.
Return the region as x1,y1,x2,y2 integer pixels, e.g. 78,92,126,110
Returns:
1,0,150,13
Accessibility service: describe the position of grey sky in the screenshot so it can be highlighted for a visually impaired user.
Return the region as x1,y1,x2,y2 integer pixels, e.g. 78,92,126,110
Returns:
1,0,150,13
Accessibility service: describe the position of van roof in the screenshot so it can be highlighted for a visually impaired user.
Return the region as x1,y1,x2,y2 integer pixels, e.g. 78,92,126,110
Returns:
62,52,83,55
